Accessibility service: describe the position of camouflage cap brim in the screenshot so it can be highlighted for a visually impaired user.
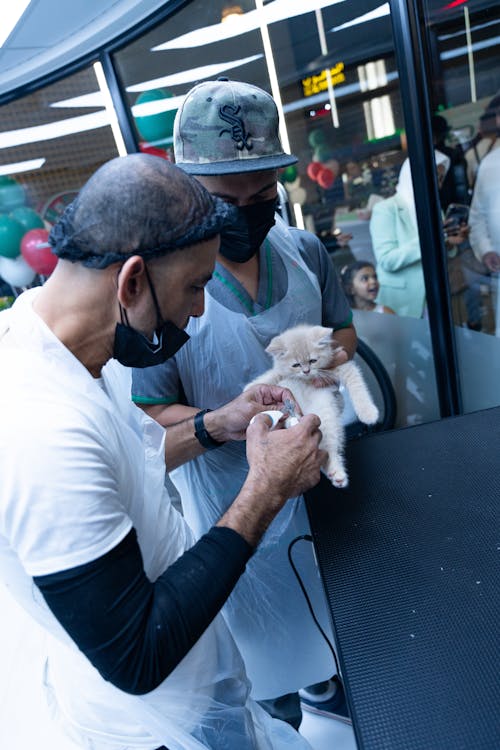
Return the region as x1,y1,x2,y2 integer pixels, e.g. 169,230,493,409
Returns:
178,151,298,175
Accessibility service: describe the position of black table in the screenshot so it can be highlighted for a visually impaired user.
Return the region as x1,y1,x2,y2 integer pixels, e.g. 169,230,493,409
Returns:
305,407,500,750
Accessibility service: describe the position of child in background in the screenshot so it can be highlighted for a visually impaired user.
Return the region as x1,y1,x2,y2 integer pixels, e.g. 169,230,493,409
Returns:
341,260,396,314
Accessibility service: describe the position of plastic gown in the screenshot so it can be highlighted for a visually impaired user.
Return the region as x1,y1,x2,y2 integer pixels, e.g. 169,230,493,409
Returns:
0,290,312,750
170,218,336,699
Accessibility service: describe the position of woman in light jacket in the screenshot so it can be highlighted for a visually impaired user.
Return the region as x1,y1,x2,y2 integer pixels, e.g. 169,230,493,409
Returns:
369,151,450,317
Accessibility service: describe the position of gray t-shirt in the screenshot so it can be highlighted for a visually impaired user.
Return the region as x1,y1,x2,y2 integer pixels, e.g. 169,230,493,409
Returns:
132,227,352,405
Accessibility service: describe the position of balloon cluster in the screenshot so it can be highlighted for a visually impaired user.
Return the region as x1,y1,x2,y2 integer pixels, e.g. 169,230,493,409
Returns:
0,176,57,288
306,128,337,190
306,160,336,190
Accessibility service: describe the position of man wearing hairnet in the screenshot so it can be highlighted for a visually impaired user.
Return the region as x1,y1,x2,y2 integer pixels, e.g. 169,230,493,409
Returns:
132,79,357,728
0,154,326,750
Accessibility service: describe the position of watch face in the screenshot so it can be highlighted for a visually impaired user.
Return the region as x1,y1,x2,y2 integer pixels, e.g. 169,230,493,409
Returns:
41,191,79,225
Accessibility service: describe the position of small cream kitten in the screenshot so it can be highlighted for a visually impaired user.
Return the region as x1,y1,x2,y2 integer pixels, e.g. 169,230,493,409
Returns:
246,324,379,488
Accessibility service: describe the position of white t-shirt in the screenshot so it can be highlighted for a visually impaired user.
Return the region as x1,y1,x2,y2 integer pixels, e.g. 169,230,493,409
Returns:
0,290,256,750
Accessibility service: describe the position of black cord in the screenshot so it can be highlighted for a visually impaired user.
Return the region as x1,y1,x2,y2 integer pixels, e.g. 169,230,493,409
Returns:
287,534,340,677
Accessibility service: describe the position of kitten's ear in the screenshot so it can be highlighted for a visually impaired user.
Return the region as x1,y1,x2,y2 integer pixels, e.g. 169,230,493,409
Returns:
266,336,285,357
316,327,334,347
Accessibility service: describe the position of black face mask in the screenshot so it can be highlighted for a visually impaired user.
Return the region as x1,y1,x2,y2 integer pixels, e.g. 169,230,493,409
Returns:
113,266,189,368
219,197,277,263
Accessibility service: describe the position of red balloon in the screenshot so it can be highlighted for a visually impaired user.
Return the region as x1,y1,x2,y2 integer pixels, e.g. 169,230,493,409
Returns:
306,161,323,182
139,142,169,159
20,228,57,276
317,167,335,190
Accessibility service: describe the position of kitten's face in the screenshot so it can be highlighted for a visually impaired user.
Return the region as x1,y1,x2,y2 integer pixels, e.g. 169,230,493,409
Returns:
267,325,337,380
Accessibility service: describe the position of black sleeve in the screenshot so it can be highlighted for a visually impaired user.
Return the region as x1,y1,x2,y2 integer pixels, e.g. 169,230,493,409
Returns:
34,526,252,695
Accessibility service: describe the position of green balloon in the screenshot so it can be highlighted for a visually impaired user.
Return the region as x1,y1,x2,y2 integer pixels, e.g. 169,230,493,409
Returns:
280,165,298,183
308,129,326,148
0,178,25,212
313,144,335,163
10,206,44,232
134,89,177,143
0,214,25,258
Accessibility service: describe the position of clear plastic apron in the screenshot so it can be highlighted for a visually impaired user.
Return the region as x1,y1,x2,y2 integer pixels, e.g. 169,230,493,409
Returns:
170,219,336,699
0,294,312,750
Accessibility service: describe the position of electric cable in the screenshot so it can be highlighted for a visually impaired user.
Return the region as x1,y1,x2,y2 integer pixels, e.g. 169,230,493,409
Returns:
287,534,340,677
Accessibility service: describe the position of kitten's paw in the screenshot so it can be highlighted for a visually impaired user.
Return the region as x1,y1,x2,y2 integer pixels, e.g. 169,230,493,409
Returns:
359,404,379,425
327,468,349,488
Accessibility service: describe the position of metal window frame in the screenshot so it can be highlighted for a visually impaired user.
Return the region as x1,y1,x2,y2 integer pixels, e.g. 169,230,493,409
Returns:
389,0,462,417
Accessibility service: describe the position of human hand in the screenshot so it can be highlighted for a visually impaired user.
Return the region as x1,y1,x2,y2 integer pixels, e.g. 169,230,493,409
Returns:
336,231,353,247
245,412,326,505
218,412,327,546
482,251,500,273
205,384,302,443
444,220,469,245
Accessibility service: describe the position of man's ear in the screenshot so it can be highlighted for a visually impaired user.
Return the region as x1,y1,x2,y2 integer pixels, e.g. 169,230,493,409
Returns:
116,256,146,307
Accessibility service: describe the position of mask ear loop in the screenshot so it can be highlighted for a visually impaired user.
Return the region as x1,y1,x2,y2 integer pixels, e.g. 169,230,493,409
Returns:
116,263,130,328
143,264,164,331
115,264,131,327
115,260,164,339
143,263,170,349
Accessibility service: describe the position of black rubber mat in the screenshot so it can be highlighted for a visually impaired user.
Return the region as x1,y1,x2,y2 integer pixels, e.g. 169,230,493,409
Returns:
305,407,500,750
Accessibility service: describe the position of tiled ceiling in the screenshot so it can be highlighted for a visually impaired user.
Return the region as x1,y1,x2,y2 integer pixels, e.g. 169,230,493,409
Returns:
0,0,173,98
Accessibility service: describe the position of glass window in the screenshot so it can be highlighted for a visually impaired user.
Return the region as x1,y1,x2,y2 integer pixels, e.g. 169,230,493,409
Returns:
113,0,451,427
0,64,122,300
422,0,500,413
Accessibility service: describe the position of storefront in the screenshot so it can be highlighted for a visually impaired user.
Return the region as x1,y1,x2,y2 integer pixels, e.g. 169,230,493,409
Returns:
1,0,499,427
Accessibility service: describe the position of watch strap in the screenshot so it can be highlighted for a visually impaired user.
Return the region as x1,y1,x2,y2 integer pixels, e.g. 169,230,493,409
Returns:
194,409,224,450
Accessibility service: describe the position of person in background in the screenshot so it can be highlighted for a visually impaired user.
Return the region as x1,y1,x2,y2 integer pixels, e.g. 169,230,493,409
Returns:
0,153,326,750
369,150,468,317
340,260,396,314
465,95,500,189
132,78,357,730
343,159,373,211
468,96,500,280
431,114,469,209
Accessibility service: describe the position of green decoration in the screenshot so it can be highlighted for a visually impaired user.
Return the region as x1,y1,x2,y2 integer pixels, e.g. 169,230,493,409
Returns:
134,89,177,143
313,144,334,163
10,206,44,232
0,296,15,311
0,177,25,212
0,214,25,258
280,165,298,183
308,129,326,148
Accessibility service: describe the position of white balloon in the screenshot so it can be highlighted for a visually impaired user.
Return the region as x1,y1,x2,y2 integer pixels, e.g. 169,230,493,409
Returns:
288,187,307,205
284,177,301,192
0,255,37,287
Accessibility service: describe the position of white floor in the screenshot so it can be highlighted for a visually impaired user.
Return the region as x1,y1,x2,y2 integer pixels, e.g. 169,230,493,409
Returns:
0,582,358,750
300,710,358,750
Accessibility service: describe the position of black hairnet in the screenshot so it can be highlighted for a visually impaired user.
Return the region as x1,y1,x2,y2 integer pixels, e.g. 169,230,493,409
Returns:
49,154,235,269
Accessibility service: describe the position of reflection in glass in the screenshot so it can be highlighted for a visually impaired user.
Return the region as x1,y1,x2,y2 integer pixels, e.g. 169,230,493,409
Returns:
422,0,500,412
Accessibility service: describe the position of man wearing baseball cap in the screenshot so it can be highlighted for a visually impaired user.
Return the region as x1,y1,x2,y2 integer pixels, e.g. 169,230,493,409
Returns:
132,79,357,729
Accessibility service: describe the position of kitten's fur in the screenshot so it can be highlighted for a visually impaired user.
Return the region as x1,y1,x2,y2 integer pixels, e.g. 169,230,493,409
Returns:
246,324,379,488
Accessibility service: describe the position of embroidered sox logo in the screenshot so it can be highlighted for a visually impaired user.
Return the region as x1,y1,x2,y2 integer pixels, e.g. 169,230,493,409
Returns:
218,105,253,151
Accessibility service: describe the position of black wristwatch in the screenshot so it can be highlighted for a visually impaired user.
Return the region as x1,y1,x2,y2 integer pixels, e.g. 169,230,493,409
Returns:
193,409,225,450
